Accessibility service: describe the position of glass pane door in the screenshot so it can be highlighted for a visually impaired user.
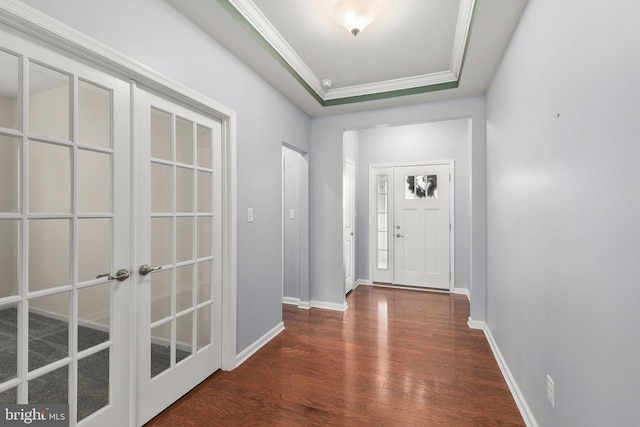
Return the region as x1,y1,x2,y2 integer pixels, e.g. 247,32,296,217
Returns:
0,28,130,427
135,88,222,425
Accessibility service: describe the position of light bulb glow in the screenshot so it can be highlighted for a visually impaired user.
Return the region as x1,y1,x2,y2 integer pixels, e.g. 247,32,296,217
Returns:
332,0,380,36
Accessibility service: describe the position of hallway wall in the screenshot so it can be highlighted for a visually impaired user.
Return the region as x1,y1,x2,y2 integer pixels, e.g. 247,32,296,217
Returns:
485,0,640,425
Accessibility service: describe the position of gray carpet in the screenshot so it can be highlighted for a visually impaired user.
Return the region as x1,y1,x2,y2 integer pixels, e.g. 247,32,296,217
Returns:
0,307,188,421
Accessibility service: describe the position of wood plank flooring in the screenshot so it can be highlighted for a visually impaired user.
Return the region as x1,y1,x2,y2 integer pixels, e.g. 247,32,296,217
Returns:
145,286,525,426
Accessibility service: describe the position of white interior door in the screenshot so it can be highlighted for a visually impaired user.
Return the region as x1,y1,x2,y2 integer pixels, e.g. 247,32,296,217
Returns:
0,28,131,426
344,158,356,293
393,164,451,289
134,88,222,425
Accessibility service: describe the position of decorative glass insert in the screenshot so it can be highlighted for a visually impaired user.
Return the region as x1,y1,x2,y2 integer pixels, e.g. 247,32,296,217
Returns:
376,175,388,270
405,175,437,199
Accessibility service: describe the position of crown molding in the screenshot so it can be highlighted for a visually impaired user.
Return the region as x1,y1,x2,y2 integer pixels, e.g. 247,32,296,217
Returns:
219,0,477,106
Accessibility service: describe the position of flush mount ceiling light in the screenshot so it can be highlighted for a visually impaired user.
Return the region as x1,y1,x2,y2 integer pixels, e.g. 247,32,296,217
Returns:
332,0,380,36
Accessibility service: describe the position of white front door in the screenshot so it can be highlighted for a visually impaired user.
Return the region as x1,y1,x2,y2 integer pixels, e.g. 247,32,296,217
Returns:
134,88,222,425
393,164,451,289
344,159,356,293
0,28,131,426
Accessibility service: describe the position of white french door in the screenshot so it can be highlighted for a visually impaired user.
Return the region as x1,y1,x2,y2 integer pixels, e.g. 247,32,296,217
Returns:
370,163,452,290
0,26,131,426
134,88,222,425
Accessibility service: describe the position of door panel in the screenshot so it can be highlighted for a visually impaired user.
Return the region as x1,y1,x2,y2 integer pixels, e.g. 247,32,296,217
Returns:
393,164,450,289
0,27,130,427
344,159,355,293
135,88,222,425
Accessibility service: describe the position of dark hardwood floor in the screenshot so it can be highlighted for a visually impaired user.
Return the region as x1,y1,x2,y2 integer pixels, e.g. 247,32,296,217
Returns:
145,286,524,426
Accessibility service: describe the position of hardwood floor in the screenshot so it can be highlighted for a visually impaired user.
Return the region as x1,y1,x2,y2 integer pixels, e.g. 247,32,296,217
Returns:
145,286,525,426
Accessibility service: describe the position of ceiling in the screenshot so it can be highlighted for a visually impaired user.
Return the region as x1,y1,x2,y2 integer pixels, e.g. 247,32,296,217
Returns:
167,0,528,117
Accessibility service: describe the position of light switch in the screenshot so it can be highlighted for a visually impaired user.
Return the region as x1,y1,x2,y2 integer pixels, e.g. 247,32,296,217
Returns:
289,209,296,220
248,208,254,223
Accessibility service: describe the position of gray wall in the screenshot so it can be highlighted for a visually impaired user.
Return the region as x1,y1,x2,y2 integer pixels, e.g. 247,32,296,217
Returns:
310,98,486,320
485,0,640,425
19,0,312,354
353,119,470,290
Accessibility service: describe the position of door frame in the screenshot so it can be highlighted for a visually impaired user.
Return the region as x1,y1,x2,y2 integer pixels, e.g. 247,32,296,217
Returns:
343,157,356,294
0,2,238,425
368,161,455,291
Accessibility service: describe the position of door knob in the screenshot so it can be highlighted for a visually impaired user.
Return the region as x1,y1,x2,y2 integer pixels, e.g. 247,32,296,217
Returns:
96,268,130,282
395,233,404,238
138,264,162,276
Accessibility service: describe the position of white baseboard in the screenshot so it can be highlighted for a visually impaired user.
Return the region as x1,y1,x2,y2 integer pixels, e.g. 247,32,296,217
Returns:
356,279,372,287
282,297,311,310
453,287,470,300
482,324,539,427
309,300,348,312
282,297,300,306
297,301,311,310
467,317,485,330
235,321,285,368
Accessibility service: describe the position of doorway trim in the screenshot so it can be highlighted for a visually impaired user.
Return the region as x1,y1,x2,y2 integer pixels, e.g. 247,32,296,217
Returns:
368,160,455,291
0,0,238,423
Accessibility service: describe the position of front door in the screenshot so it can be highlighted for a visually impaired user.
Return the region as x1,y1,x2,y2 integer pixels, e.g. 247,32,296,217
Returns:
0,27,131,426
134,88,222,425
393,164,451,289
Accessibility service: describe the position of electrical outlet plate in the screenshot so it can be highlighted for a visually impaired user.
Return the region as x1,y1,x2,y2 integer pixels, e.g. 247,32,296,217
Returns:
546,374,555,408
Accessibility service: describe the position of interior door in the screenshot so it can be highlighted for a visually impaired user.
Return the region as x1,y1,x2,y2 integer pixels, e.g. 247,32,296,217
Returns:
344,158,355,293
0,28,130,426
393,164,450,289
135,88,222,425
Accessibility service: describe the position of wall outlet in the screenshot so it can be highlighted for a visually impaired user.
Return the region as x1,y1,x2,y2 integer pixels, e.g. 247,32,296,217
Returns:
546,374,555,408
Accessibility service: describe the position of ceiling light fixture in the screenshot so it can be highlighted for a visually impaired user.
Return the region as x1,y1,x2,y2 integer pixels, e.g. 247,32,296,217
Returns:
332,0,380,36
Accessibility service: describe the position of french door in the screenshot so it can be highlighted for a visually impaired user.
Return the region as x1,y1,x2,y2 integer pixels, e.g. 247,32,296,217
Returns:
0,26,131,426
134,88,222,425
0,24,224,427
